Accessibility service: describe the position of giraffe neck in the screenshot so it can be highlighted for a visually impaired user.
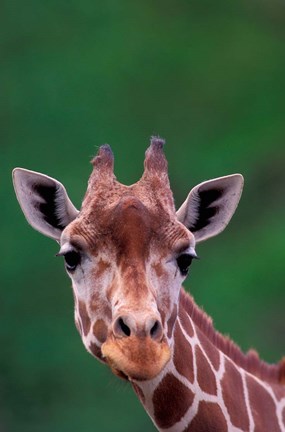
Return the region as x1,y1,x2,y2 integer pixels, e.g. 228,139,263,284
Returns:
132,289,285,432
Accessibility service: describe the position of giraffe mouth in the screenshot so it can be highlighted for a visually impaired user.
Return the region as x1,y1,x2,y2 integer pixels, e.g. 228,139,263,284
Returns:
101,335,171,381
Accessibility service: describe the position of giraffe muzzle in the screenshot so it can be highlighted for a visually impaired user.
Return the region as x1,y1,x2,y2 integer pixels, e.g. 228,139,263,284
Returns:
101,334,170,381
101,312,170,380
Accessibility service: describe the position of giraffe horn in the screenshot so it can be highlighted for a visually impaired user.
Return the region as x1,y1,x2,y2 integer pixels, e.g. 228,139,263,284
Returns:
143,136,168,179
91,144,114,174
83,145,116,201
141,137,175,213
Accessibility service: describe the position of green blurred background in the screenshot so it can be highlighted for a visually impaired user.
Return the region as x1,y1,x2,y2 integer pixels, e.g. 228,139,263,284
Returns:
2,1,285,431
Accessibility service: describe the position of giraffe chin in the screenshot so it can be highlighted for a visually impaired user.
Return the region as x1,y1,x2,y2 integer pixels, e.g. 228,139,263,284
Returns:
101,336,171,381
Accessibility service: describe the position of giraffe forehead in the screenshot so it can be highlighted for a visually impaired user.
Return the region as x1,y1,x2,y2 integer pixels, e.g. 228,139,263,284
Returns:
66,194,190,256
110,197,155,257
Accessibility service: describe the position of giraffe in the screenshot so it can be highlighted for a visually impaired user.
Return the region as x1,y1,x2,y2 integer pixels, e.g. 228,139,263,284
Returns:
13,137,285,431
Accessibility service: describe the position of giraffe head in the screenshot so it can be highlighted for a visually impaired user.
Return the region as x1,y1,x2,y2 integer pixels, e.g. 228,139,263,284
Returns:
13,138,243,381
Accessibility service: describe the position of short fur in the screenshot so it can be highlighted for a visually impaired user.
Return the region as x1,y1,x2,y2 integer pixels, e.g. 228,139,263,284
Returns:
180,289,282,384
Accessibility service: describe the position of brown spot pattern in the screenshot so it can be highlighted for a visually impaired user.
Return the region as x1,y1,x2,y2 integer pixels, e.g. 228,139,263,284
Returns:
279,357,285,384
271,382,285,401
103,304,112,321
179,304,194,338
179,290,281,385
221,359,249,430
89,342,104,362
174,323,194,383
78,301,91,336
93,319,108,343
90,291,100,311
153,373,194,428
247,375,280,432
167,304,177,338
196,346,217,395
152,261,164,277
93,258,110,278
90,292,112,321
185,401,227,432
197,328,220,371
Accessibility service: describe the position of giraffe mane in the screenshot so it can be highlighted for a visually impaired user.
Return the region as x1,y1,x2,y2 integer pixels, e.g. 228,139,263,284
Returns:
180,288,285,385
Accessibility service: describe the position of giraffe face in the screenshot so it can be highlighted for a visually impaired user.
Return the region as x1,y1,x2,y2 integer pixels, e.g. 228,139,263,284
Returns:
13,137,244,382
60,194,196,381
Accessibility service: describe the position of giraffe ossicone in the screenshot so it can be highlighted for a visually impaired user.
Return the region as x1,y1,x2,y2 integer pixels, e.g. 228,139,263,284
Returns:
13,137,285,431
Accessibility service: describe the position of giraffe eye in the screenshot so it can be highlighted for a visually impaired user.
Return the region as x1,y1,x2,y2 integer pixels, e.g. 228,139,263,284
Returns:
64,251,81,272
176,253,194,276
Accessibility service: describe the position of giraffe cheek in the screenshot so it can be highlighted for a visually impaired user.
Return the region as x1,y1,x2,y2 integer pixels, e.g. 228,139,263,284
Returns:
167,304,177,339
88,342,106,364
76,300,91,336
75,317,83,336
93,319,108,344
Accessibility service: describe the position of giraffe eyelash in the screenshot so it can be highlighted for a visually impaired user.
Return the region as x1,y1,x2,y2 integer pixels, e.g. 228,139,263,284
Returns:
176,248,199,276
56,244,81,272
56,243,75,257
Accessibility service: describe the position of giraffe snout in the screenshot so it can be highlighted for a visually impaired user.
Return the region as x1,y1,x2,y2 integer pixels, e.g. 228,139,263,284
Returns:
112,313,163,342
102,310,170,380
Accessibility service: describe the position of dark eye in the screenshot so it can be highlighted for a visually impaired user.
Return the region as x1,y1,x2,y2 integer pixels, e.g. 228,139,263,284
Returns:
176,254,194,276
64,251,81,272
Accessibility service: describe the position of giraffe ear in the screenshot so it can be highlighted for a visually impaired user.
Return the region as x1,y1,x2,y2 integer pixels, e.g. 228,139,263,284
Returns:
12,168,79,241
176,174,244,243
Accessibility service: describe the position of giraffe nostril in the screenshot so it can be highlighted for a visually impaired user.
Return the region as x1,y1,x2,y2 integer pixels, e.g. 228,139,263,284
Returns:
119,318,131,337
113,316,131,337
150,320,163,341
113,314,163,340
